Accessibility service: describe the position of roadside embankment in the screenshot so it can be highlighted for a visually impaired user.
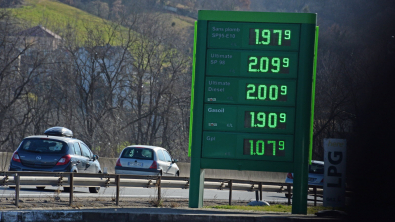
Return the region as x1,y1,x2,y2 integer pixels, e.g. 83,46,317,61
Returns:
0,207,344,222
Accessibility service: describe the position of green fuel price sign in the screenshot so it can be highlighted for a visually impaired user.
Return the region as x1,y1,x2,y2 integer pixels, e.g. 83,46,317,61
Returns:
204,77,297,105
201,132,294,161
202,104,295,133
249,28,292,46
189,11,317,213
206,50,298,78
208,22,300,50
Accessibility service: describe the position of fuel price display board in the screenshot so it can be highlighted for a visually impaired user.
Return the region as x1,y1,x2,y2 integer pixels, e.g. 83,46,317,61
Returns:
189,11,317,213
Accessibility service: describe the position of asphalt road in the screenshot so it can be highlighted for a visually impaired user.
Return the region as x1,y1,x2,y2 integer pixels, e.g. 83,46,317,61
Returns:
0,185,323,204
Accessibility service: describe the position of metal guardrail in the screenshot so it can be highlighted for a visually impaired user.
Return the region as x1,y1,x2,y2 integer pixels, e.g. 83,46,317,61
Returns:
1,171,324,207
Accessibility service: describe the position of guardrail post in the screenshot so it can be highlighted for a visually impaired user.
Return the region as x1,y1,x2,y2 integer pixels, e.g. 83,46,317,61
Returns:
116,175,120,206
228,180,232,206
1,174,8,186
69,173,74,206
157,176,161,203
313,186,317,206
15,173,20,207
259,182,262,201
255,190,259,201
287,184,291,205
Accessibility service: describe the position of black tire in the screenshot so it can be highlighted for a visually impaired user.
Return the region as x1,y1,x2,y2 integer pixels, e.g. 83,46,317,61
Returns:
64,170,78,193
89,187,100,193
175,172,179,177
285,193,293,198
36,186,46,190
63,187,74,192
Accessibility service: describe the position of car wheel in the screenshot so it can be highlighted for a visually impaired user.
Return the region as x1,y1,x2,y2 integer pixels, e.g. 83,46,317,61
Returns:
36,186,46,190
64,187,74,192
285,193,293,198
175,172,179,177
89,187,100,193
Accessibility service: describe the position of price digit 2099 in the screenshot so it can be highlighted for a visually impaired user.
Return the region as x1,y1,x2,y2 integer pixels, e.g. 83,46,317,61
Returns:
248,56,290,73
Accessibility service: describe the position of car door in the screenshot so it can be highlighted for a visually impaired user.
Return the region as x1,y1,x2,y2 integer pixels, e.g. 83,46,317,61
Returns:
156,149,170,176
79,143,93,173
86,147,100,173
163,150,177,176
72,142,85,173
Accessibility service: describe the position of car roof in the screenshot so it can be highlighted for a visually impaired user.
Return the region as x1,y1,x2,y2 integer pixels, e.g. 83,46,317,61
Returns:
311,160,324,165
23,135,78,143
125,145,165,150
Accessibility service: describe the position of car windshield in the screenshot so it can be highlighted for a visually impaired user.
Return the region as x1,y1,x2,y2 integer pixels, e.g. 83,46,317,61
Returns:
309,163,324,174
121,148,153,160
20,139,67,154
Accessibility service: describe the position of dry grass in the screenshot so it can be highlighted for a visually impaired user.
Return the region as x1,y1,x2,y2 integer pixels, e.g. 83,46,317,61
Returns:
169,202,180,208
205,204,339,215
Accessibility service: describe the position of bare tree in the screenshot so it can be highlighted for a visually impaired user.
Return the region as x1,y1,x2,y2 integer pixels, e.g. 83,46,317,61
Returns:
0,9,58,170
1,3,192,161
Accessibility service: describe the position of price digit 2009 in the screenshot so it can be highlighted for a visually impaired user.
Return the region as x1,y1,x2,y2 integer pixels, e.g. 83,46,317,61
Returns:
246,84,287,101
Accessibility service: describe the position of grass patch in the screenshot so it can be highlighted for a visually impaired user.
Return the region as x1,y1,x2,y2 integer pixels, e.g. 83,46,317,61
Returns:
206,204,336,214
163,12,194,31
8,0,191,50
10,0,129,45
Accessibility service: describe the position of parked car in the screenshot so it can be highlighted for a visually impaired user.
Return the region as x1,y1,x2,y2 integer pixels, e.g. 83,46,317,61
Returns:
115,145,179,177
285,160,324,186
284,160,324,197
8,127,102,193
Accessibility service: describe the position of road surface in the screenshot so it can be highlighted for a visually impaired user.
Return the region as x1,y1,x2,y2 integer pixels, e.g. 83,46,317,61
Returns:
0,185,322,204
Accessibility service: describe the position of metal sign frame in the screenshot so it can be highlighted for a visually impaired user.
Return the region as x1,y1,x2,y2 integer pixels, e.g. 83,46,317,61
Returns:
189,10,317,214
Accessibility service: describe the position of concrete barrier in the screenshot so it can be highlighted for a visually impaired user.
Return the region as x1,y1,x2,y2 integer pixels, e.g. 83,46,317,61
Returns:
0,208,340,222
101,159,286,183
177,162,286,182
0,153,287,183
0,152,12,171
98,157,117,174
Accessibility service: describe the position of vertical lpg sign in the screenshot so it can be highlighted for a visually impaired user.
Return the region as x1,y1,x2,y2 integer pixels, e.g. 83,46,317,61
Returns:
323,139,347,207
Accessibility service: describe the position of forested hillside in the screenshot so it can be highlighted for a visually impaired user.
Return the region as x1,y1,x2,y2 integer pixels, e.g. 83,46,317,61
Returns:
1,0,395,167
1,0,192,162
56,0,395,159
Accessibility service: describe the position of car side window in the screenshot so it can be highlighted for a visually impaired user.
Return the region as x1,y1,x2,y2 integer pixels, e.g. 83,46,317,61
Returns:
73,143,82,156
309,163,324,174
163,150,172,162
80,143,92,159
157,150,165,161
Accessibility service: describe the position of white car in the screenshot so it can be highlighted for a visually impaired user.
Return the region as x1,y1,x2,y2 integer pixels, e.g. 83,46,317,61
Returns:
115,145,179,177
285,160,324,186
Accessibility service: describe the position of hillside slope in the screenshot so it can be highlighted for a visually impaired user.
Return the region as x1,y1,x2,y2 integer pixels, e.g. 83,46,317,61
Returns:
9,0,125,44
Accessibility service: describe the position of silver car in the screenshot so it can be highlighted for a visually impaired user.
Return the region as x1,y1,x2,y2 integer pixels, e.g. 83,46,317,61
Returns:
115,145,179,176
285,160,324,186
